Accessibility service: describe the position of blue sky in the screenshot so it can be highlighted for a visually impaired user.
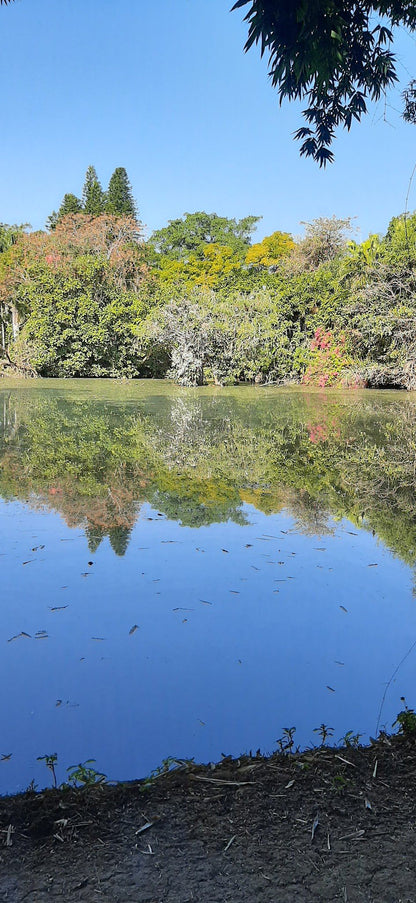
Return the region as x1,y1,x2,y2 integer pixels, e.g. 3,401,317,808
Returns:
1,0,416,242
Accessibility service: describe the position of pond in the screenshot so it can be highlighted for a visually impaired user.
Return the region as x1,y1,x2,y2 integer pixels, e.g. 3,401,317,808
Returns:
1,379,416,795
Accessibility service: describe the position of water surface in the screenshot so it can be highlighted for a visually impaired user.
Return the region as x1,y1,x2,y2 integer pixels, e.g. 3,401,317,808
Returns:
1,379,416,793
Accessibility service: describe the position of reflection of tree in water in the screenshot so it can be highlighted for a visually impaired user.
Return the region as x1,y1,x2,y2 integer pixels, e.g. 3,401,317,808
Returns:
0,394,146,554
108,526,133,557
284,489,335,537
158,396,229,470
1,387,416,564
0,393,18,446
85,524,106,554
148,487,247,529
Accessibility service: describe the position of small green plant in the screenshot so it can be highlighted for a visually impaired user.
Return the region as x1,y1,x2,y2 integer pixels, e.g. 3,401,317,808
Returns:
340,730,363,748
37,753,58,789
313,724,334,746
66,759,106,788
332,773,348,792
141,756,194,790
393,699,416,737
276,726,297,754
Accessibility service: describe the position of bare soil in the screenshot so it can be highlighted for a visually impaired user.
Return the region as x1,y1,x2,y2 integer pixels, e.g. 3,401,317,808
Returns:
0,735,415,902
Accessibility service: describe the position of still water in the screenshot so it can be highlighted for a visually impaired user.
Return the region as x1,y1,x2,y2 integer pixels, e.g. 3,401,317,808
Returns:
1,379,416,794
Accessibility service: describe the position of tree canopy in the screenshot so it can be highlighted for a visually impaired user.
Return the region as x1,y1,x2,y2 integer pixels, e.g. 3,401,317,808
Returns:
245,230,295,267
150,211,261,261
233,0,416,164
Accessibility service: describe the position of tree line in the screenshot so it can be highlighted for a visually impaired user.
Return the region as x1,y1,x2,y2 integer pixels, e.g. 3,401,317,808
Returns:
1,167,416,388
47,165,137,229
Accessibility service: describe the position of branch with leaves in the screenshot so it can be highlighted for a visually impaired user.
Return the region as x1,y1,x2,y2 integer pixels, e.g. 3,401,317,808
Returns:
233,0,416,164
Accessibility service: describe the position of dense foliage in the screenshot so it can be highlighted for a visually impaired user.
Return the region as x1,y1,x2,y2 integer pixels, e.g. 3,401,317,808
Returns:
1,168,416,387
0,213,150,377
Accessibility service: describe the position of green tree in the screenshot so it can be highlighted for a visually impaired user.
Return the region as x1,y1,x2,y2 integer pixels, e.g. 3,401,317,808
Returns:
58,192,83,218
233,0,416,164
82,165,106,216
106,167,137,218
0,223,25,253
150,211,260,261
47,193,83,231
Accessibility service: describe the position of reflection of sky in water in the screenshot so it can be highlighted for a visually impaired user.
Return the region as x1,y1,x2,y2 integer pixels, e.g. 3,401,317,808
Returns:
2,498,416,794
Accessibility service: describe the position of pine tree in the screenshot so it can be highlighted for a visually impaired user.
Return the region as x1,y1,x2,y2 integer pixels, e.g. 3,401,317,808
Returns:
106,167,137,219
46,194,83,231
58,193,83,218
82,165,105,216
46,211,59,232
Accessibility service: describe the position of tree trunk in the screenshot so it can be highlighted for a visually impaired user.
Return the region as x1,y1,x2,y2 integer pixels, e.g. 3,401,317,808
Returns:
11,305,19,340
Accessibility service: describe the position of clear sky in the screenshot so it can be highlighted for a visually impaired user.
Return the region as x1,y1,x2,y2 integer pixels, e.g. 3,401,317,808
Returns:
1,0,416,242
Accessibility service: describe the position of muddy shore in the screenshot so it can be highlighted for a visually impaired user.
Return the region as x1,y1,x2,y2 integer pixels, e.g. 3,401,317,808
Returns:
0,734,415,902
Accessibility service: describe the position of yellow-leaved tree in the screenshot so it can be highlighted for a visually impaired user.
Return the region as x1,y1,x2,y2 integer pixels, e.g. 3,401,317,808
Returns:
246,231,294,268
158,243,242,288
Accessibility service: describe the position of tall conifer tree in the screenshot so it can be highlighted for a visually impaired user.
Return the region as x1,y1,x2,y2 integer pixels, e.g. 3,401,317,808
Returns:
106,167,137,219
82,166,105,216
47,193,83,230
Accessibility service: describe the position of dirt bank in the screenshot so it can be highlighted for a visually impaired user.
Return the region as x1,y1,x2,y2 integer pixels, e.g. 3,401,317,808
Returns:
0,735,415,902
